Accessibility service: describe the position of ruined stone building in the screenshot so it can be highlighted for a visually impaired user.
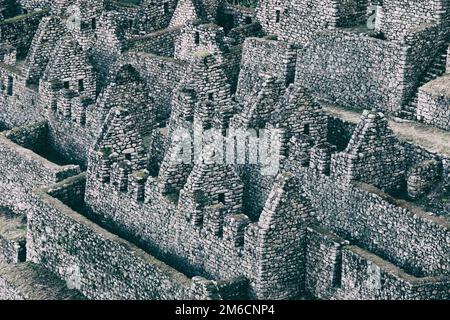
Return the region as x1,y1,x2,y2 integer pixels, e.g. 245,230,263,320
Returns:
0,0,449,300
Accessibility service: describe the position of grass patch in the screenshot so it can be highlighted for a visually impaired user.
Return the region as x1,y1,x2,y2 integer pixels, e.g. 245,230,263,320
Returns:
0,10,49,26
226,0,259,8
113,0,142,7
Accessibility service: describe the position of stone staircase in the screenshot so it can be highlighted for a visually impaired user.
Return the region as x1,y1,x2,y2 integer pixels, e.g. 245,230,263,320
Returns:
401,42,449,120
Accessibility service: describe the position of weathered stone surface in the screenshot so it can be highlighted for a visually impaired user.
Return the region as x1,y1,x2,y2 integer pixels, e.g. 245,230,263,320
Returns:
0,0,448,301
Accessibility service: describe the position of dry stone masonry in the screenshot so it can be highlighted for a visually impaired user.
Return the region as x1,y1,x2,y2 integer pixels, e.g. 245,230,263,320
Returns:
0,0,448,300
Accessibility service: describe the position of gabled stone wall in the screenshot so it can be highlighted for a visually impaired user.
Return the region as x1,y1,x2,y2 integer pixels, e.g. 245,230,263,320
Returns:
331,111,406,192
236,37,297,102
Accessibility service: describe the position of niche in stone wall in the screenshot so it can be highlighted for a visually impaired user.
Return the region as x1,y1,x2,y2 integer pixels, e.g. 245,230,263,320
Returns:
303,124,310,135
164,2,169,15
194,31,200,45
218,192,225,205
7,76,13,96
275,10,281,23
78,79,85,92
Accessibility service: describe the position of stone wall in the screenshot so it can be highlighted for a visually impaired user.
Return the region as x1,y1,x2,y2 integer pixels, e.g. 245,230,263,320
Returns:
402,23,445,105
172,21,243,91
33,33,99,165
84,164,317,299
90,10,128,87
417,75,450,131
44,109,98,167
93,64,153,176
174,21,228,62
84,174,259,295
254,1,448,115
22,15,67,85
407,160,442,199
47,172,86,210
0,274,22,299
256,0,339,45
0,124,80,214
401,140,445,172
220,2,255,32
236,37,297,101
0,63,42,128
305,225,348,299
0,10,48,58
120,51,188,121
0,0,447,302
331,111,405,193
27,174,196,300
256,0,448,45
334,246,450,300
18,0,53,11
170,0,222,28
255,173,313,299
227,22,263,46
287,157,450,278
170,0,203,27
39,35,97,111
235,165,274,221
295,31,406,113
220,44,243,93
335,0,369,28
326,114,355,151
202,0,223,22
305,225,449,300
379,0,446,42
447,45,450,72
106,0,181,35
126,26,182,57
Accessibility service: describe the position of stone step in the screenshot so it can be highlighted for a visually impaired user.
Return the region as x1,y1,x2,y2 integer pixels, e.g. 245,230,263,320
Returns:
399,109,417,120
428,67,443,75
430,62,446,72
407,102,417,109
0,262,85,300
437,55,447,63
